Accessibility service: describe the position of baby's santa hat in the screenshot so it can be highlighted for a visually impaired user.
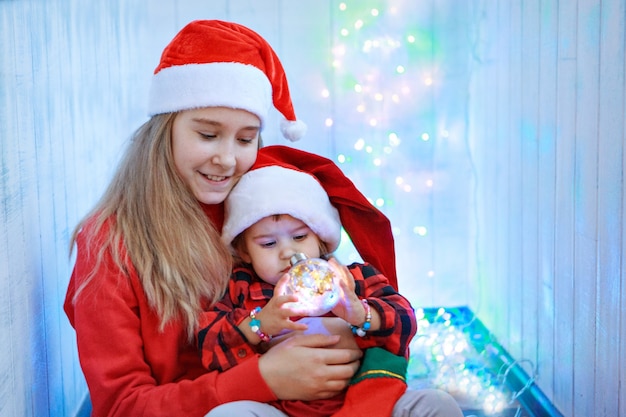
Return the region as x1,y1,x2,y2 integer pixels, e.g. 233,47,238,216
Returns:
148,20,306,141
223,145,398,290
222,160,342,255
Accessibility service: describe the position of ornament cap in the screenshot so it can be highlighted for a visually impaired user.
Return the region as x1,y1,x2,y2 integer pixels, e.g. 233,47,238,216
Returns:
290,252,308,266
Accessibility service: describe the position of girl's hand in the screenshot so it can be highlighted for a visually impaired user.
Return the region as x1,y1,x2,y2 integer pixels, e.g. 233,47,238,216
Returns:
259,330,362,400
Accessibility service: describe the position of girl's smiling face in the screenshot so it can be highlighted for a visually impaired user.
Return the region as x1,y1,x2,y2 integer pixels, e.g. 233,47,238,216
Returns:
172,107,260,205
240,214,323,285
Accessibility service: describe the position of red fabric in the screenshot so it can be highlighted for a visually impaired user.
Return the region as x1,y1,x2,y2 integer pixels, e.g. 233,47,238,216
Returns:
63,217,276,417
252,145,399,290
154,20,297,122
332,378,407,417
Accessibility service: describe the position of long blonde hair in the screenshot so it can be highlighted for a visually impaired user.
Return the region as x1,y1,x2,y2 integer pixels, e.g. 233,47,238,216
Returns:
70,113,232,339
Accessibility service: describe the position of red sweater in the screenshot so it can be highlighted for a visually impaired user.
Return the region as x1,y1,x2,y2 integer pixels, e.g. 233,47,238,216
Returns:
64,217,276,417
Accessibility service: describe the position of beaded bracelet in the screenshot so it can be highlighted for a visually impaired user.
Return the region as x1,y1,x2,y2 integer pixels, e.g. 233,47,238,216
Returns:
350,299,372,337
249,306,271,342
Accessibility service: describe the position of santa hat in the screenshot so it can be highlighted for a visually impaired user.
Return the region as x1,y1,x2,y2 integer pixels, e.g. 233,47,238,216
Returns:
148,20,306,141
222,165,342,254
225,145,398,290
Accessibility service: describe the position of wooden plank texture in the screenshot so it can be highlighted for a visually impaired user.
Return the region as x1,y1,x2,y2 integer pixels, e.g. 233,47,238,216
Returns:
595,0,625,415
2,1,625,416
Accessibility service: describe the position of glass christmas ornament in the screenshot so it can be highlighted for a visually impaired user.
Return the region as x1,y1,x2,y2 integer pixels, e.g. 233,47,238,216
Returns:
282,253,340,316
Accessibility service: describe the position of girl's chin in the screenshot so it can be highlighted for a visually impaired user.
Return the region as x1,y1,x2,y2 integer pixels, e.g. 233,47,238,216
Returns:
195,191,228,205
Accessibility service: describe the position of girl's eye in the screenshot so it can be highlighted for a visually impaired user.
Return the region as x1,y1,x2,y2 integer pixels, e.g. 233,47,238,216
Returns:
293,234,307,242
199,132,217,139
238,137,255,144
260,241,276,248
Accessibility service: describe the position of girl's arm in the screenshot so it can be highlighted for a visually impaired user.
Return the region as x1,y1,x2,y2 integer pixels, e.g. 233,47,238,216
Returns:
64,227,276,417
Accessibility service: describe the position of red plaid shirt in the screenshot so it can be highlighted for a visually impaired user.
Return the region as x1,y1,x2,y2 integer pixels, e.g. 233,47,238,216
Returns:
197,262,416,372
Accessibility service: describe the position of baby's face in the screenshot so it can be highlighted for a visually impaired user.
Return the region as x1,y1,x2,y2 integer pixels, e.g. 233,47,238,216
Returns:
241,214,322,284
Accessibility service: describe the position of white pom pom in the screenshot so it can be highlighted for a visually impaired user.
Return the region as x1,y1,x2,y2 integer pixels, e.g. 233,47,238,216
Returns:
280,119,307,142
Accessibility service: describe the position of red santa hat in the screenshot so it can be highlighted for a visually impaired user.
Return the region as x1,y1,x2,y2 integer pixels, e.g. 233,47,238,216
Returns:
222,163,342,254
223,145,398,290
148,20,306,141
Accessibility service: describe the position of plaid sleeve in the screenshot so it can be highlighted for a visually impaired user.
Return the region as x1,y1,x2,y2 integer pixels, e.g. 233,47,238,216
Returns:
348,262,417,357
196,270,259,372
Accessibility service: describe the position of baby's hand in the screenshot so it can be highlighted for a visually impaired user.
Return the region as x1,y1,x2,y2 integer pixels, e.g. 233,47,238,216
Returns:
328,259,366,326
256,274,308,337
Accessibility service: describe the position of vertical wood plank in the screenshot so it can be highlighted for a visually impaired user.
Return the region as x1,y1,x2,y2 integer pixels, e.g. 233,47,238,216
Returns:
494,0,512,344
465,0,493,320
2,3,40,415
520,0,540,368
429,0,473,309
621,40,626,415
573,0,600,415
488,1,511,341
279,0,333,156
594,0,625,415
475,0,500,332
536,0,558,402
507,0,524,361
553,0,577,413
0,4,23,415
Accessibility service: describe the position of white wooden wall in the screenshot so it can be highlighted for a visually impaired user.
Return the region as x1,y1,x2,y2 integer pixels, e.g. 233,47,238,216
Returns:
467,1,626,416
1,0,623,416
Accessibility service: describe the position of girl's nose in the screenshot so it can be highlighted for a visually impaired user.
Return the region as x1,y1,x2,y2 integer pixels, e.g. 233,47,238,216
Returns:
211,140,236,168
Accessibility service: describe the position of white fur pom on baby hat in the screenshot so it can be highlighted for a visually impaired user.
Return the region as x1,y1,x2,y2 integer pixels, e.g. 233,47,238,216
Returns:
148,20,306,141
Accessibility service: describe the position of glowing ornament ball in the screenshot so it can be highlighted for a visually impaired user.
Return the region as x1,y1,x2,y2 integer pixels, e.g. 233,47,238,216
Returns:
281,253,340,316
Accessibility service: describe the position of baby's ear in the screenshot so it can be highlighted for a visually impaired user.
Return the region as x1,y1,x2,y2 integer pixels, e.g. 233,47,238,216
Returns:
238,248,252,264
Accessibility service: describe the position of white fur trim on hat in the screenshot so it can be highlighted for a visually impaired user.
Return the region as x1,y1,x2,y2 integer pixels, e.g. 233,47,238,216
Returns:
222,165,342,252
148,62,272,126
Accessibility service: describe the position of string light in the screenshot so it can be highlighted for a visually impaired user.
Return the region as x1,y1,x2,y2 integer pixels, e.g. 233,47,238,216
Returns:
413,226,428,236
409,308,527,415
388,132,400,146
323,7,551,415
